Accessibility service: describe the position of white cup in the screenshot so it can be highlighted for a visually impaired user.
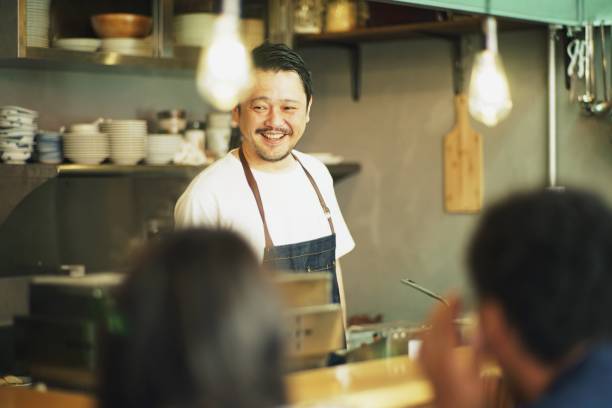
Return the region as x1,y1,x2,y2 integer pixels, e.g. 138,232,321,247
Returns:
185,129,205,152
207,112,232,129
207,128,231,158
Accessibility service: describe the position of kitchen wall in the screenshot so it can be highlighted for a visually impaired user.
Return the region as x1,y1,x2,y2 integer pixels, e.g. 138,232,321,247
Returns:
0,68,209,370
0,67,212,281
298,28,612,323
0,28,611,329
0,68,207,128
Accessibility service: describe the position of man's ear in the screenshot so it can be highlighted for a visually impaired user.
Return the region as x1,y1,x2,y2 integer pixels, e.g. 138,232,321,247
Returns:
231,104,241,127
306,96,313,124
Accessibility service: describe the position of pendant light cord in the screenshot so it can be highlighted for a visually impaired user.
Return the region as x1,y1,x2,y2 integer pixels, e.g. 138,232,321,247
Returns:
483,0,497,53
222,0,240,17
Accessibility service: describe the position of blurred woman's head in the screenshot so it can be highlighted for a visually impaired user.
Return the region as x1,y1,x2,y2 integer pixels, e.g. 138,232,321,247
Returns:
99,228,285,408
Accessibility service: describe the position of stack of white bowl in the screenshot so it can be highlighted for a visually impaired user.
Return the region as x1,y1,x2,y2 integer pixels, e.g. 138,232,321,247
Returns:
206,112,232,159
173,13,217,47
26,0,50,47
146,134,183,165
54,38,101,52
101,38,153,56
100,120,147,165
241,19,265,51
62,123,109,165
0,106,38,164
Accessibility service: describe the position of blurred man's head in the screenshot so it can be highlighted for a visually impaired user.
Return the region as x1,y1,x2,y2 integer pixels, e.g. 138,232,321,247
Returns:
99,229,285,408
468,189,612,398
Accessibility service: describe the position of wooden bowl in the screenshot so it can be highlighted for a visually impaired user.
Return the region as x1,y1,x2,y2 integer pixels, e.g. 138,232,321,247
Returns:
91,14,152,39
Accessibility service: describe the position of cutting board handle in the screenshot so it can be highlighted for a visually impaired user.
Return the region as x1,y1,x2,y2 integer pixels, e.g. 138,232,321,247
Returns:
454,93,470,128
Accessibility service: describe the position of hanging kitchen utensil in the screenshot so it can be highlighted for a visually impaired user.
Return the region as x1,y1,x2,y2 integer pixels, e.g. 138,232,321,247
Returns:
580,23,596,113
444,39,483,213
591,23,611,115
566,36,587,101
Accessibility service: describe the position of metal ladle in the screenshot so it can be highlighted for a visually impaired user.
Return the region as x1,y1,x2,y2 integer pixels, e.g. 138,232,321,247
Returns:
591,23,611,115
580,23,596,113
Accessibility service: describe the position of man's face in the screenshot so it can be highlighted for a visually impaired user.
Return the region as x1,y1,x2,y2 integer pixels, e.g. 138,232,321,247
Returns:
232,69,311,163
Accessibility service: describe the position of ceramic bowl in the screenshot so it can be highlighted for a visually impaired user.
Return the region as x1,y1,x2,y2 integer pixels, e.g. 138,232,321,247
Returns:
91,14,152,39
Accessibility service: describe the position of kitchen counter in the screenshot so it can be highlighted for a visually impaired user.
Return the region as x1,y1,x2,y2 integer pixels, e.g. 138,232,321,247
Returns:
287,354,433,407
286,347,508,407
0,348,508,408
0,386,94,408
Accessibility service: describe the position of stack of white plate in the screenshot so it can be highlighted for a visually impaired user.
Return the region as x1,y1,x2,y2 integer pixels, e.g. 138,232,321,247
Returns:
100,120,147,165
0,106,38,164
309,152,344,165
146,134,183,164
101,38,153,56
54,38,101,52
241,18,264,51
174,13,217,47
26,0,50,48
62,131,109,165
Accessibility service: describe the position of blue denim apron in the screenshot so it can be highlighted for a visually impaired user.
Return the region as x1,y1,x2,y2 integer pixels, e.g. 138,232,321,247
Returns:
239,148,340,303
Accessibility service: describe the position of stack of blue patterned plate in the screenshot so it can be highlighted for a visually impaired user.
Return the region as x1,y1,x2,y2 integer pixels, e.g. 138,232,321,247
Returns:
0,106,38,164
37,131,63,164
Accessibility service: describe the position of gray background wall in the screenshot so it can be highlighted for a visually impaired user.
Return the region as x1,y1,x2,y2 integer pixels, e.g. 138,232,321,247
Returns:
0,28,611,328
298,28,612,322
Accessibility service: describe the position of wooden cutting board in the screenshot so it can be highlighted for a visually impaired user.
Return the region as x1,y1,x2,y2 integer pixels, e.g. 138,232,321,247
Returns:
444,93,483,213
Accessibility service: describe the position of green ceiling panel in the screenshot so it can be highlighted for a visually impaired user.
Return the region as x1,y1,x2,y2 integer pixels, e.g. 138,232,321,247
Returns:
585,0,612,23
390,0,612,25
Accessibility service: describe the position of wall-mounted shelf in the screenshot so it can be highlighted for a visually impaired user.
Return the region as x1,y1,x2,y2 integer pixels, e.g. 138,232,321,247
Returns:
54,162,360,181
0,0,253,75
294,16,541,101
0,162,361,225
0,46,200,75
295,16,537,46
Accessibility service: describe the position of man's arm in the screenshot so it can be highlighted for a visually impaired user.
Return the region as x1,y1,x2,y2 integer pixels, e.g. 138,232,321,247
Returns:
420,296,485,408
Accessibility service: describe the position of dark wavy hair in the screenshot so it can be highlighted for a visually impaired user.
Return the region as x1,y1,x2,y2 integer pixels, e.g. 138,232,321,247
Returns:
252,42,313,105
98,229,286,408
468,189,612,363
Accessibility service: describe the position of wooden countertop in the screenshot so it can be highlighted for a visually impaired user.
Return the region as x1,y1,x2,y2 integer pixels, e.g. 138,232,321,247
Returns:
287,354,434,407
0,348,506,408
0,387,95,408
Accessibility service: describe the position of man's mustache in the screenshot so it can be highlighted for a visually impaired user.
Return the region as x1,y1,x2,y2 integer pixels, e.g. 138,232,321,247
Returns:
256,127,292,135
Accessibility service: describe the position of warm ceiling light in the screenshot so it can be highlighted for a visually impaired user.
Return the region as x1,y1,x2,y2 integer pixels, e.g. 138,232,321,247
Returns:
196,0,253,112
468,17,513,127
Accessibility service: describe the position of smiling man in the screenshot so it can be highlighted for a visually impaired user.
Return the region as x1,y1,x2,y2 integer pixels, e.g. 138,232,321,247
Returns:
175,43,355,310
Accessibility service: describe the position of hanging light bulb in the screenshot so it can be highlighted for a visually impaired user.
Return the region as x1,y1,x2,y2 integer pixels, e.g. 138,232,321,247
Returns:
468,17,512,127
196,0,253,111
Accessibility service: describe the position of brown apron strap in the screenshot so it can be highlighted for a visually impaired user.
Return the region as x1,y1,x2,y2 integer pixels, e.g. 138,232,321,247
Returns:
292,153,336,235
238,148,274,248
238,148,336,249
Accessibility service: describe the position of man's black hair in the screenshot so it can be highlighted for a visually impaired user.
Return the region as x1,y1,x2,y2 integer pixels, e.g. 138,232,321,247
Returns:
468,189,612,363
252,43,313,105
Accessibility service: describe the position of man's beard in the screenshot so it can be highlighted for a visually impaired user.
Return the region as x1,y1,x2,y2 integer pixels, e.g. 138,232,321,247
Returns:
253,126,294,162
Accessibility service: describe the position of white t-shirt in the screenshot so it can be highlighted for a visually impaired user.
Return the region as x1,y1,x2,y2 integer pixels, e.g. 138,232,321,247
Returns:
174,149,355,261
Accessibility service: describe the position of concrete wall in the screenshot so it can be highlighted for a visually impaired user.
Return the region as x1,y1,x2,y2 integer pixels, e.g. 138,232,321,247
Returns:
297,29,612,323
0,68,207,129
0,28,611,327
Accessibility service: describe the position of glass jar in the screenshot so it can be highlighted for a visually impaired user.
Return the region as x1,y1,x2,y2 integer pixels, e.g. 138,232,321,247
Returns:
185,120,206,154
326,0,357,33
293,0,324,34
157,109,187,134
